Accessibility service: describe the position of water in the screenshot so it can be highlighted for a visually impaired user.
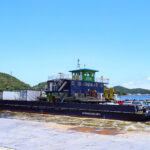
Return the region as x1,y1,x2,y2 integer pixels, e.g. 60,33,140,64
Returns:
1,110,150,132
120,94,150,100
1,97,150,150
1,94,150,133
1,95,150,150
1,116,150,150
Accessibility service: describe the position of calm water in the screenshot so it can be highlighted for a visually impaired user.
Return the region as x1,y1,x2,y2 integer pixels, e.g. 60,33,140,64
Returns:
120,94,150,100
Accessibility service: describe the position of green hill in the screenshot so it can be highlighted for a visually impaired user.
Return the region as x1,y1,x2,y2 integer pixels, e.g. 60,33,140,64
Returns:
113,86,150,95
33,82,46,90
0,72,32,91
1,71,150,95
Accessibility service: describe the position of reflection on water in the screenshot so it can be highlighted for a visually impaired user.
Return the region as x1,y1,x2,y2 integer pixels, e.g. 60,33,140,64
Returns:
0,110,150,132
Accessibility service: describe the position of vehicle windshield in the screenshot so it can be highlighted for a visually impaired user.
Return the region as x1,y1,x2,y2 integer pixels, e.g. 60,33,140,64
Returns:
133,101,141,104
124,101,132,104
143,101,148,105
133,101,148,105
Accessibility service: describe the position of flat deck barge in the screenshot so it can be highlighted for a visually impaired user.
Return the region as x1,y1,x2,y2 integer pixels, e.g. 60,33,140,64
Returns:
1,63,150,122
0,100,150,122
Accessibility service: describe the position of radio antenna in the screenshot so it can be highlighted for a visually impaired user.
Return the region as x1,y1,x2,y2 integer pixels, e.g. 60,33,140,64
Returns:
77,59,80,68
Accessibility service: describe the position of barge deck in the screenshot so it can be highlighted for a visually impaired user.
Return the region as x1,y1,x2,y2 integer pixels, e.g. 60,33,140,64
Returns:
0,100,150,122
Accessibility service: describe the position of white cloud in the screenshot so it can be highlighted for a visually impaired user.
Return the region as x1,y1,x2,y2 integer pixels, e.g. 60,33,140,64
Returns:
121,81,150,89
113,77,150,89
122,81,135,88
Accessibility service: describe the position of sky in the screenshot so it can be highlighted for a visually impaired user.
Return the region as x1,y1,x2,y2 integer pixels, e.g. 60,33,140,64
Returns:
0,0,150,89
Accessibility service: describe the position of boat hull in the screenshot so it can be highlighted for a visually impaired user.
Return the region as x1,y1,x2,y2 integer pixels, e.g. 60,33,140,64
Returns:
0,100,150,122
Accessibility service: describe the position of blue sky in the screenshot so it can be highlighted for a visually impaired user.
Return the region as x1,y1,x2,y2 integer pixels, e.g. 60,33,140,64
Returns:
0,0,150,89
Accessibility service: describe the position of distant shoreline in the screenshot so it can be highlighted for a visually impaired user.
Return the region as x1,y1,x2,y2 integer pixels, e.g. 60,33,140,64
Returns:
125,94,150,95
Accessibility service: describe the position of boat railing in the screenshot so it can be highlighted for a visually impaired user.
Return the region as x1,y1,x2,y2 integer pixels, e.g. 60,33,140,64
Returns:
95,77,109,84
48,74,72,80
48,75,109,83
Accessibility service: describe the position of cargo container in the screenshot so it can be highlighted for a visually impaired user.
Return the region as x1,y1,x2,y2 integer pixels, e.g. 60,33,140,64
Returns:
2,91,20,100
20,90,41,101
0,91,3,100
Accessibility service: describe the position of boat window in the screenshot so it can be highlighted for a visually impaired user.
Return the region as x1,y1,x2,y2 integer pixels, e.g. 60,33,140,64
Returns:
99,83,102,87
72,81,75,86
77,82,81,86
96,83,98,87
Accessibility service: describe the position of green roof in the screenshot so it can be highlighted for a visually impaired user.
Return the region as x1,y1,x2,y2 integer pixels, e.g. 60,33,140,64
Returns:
69,68,99,72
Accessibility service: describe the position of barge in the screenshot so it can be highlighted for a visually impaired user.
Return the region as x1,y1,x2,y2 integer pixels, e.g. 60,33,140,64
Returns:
0,63,150,122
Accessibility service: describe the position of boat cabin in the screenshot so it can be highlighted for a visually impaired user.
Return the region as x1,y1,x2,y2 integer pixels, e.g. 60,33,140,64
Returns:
46,68,106,101
69,68,98,82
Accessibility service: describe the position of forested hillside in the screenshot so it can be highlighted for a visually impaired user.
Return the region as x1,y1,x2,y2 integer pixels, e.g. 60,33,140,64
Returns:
0,72,31,91
1,72,150,95
113,86,150,95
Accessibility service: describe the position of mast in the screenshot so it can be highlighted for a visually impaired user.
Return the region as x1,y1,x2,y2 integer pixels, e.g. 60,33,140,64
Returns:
77,59,80,69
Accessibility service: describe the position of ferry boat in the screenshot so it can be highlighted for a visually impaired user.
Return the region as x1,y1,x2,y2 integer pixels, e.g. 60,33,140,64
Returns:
0,62,150,122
